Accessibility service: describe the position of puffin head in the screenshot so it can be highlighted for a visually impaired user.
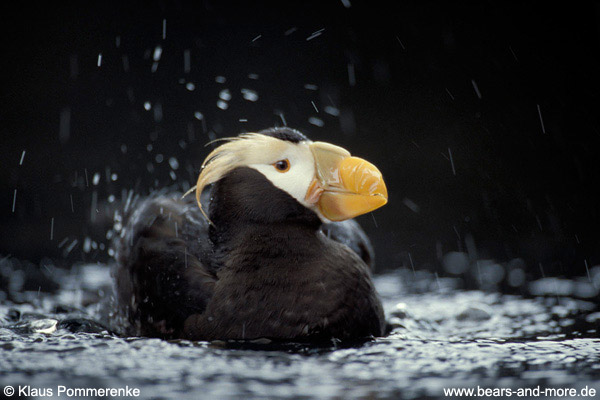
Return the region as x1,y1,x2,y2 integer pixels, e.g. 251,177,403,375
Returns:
190,127,388,225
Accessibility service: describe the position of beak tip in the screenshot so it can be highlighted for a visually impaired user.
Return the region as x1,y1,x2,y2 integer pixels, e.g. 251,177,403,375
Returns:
370,193,388,211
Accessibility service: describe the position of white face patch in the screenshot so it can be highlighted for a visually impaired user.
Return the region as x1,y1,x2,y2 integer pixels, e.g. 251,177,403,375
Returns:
193,133,331,224
248,141,316,208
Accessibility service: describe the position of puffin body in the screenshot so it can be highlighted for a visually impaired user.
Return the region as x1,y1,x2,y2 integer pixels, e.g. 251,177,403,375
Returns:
114,128,388,341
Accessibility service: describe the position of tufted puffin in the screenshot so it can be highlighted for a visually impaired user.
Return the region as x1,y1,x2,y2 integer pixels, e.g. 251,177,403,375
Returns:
114,127,388,341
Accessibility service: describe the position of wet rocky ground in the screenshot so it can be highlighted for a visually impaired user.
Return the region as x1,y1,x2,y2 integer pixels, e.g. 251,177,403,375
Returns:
1,259,599,399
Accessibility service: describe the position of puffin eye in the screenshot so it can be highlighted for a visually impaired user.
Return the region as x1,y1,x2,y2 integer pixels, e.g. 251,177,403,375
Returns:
273,159,290,173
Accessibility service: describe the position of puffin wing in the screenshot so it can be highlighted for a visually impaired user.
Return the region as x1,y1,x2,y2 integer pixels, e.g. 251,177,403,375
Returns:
114,194,217,338
321,219,375,270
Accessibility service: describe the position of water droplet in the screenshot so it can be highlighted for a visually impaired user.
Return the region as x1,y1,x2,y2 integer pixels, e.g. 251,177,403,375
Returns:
308,116,324,127
324,106,340,116
153,46,162,61
219,89,232,101
241,89,258,102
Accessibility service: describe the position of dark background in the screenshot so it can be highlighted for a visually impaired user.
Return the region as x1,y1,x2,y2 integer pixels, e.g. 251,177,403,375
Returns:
1,1,599,287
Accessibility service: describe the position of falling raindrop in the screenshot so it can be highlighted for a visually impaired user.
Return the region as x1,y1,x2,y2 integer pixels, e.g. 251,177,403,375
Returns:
219,89,232,101
585,260,591,282
278,112,287,126
58,237,69,248
347,63,356,86
408,252,416,277
122,55,129,72
434,272,441,291
64,239,78,255
153,103,163,122
241,88,258,102
395,36,406,50
59,107,71,144
308,116,324,127
83,237,91,253
471,79,482,99
537,104,546,134
153,46,162,61
448,148,456,175
509,45,519,61
183,49,191,73
306,28,325,41
402,198,420,213
168,157,179,170
324,106,340,116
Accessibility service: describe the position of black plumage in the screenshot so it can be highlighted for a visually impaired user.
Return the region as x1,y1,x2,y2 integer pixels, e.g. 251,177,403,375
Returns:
114,129,386,341
256,126,308,143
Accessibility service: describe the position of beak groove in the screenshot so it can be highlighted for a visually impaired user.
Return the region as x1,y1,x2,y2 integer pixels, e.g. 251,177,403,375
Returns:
306,142,388,221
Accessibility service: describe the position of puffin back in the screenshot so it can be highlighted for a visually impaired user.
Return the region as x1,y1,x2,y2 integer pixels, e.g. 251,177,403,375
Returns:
114,194,217,338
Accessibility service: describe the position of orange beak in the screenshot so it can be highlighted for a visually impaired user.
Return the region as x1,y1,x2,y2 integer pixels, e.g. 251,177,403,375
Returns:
304,142,388,221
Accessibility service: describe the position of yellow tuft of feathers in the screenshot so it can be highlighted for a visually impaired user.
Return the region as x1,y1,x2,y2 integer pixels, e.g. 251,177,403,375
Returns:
183,133,291,224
